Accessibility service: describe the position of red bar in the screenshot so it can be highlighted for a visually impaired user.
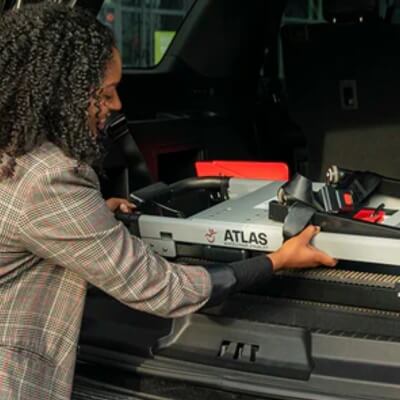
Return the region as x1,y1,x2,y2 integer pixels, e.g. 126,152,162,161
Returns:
195,161,289,181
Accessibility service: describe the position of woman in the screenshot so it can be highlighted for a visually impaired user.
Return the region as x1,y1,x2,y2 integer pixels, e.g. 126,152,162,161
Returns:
0,3,336,399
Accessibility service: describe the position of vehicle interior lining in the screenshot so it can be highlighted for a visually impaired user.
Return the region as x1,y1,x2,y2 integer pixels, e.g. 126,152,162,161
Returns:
101,0,285,191
282,1,400,181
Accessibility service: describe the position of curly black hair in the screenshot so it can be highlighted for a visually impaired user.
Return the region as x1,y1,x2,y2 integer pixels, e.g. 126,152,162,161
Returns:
0,2,115,178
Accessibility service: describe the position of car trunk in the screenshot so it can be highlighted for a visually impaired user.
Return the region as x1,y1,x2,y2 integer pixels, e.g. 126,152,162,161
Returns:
72,0,400,399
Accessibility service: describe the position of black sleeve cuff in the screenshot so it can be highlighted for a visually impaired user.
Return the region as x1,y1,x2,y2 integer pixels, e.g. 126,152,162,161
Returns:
205,264,237,308
204,255,273,308
229,255,273,292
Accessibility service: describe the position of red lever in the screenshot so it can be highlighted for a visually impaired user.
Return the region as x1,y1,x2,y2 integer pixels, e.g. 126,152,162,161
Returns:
353,209,385,223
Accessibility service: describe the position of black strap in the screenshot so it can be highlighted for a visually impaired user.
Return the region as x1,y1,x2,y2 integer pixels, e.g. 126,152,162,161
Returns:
283,202,316,240
280,174,322,210
279,168,384,240
103,112,153,191
280,170,382,214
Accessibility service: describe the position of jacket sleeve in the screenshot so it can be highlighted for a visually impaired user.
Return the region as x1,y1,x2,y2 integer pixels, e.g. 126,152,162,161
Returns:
204,255,273,307
18,165,212,318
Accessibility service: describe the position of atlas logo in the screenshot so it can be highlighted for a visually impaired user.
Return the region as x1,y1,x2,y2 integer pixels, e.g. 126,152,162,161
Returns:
205,228,217,243
224,229,268,246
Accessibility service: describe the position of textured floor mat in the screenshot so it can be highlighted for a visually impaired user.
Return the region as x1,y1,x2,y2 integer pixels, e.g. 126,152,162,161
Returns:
72,379,170,400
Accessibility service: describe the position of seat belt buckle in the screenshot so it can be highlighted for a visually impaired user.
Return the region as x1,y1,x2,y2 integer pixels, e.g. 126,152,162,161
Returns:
318,186,354,213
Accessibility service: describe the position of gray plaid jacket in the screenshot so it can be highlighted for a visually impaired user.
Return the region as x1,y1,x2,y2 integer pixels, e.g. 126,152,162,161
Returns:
0,142,211,399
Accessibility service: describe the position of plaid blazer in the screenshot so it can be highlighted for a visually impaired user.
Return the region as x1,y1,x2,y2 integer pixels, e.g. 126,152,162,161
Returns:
0,141,211,399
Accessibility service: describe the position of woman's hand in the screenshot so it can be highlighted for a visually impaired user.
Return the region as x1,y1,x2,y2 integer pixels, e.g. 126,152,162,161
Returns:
268,225,337,271
106,197,136,213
